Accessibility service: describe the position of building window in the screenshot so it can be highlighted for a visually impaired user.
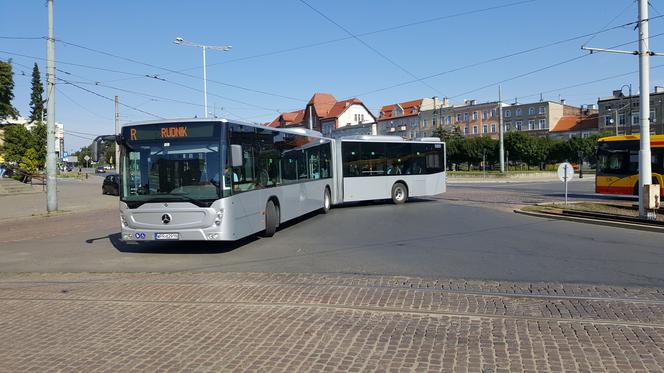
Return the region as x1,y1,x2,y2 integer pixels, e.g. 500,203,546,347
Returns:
619,113,626,125
528,107,535,115
504,109,511,118
632,113,640,125
539,119,546,129
516,120,522,131
464,126,468,135
472,125,478,134
505,124,511,131
472,111,478,120
516,108,522,116
447,115,452,125
651,110,656,122
482,111,488,120
604,115,612,126
483,124,488,133
456,113,462,123
528,120,535,130
490,108,496,117
463,112,469,121
432,116,437,128
491,124,496,133
411,107,417,114
539,106,546,114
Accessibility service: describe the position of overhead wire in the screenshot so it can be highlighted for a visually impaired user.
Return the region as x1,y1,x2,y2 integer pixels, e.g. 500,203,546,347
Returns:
298,0,443,96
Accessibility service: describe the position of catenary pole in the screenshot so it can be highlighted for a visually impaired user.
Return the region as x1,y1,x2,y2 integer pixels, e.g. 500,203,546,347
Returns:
499,85,505,173
115,96,120,169
46,0,57,212
638,0,653,219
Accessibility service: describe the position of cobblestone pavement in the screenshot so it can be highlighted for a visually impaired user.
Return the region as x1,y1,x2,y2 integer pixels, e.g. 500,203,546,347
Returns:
1,273,663,372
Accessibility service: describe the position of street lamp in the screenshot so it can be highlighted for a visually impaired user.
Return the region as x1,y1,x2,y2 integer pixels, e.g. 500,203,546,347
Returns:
620,84,632,134
174,37,232,118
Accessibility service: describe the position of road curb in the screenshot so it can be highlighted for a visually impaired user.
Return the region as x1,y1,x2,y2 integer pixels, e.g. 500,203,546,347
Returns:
514,208,664,233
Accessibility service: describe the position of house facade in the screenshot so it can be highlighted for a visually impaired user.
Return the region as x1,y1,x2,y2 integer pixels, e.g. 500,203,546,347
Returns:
502,100,594,136
549,114,600,139
597,87,664,135
267,93,376,137
377,97,443,139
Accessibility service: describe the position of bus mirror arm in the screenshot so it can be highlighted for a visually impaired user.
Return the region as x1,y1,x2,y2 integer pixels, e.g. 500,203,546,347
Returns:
115,134,126,145
230,144,243,167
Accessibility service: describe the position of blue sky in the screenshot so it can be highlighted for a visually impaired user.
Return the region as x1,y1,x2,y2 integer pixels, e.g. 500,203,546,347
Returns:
2,0,664,151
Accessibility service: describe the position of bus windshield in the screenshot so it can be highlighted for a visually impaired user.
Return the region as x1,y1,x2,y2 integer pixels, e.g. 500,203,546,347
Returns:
121,139,224,206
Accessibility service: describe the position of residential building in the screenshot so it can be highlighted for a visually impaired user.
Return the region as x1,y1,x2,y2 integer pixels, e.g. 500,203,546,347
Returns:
0,116,65,162
437,100,502,138
550,114,600,139
502,100,595,136
267,93,376,137
597,87,664,135
377,97,441,139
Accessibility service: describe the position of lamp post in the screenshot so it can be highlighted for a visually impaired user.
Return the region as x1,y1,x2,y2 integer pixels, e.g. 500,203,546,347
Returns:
620,84,632,134
174,37,231,118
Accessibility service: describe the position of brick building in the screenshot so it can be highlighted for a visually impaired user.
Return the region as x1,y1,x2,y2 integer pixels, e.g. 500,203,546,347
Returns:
597,87,664,135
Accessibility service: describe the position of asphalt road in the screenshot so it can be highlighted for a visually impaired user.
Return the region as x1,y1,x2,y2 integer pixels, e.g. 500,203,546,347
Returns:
0,179,661,287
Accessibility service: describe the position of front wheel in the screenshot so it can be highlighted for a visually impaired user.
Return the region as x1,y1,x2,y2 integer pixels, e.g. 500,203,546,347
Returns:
321,188,331,214
391,183,408,204
263,200,278,237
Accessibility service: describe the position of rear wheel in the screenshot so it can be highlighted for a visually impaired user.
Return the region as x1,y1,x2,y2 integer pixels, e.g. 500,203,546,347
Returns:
321,188,331,214
263,200,278,237
391,182,408,204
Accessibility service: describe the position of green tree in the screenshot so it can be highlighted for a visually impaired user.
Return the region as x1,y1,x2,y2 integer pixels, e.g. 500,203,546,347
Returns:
102,141,116,166
29,122,47,168
433,126,465,168
0,124,31,163
77,146,92,166
19,148,40,174
28,63,45,123
0,60,19,120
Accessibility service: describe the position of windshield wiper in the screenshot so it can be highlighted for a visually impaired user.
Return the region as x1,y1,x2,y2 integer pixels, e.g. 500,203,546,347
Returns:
162,192,215,207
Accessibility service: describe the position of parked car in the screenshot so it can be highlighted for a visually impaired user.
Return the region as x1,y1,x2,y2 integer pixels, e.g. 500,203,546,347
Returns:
95,166,106,173
102,174,120,196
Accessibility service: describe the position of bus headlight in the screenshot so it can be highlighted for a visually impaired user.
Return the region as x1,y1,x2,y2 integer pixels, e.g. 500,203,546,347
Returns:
120,215,128,227
215,210,223,226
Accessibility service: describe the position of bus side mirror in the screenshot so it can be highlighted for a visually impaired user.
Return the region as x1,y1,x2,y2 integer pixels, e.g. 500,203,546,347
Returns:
231,144,243,167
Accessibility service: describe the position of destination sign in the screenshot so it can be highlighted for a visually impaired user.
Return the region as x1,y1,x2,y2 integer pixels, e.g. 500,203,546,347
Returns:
123,122,217,141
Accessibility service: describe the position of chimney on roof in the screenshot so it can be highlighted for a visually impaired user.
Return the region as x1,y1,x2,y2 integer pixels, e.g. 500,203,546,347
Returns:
432,96,439,108
560,99,566,105
655,86,664,93
442,96,449,108
613,89,624,98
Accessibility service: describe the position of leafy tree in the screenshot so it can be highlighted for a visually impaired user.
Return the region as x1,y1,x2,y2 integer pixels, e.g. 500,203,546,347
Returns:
28,63,45,123
433,126,465,168
0,124,31,163
19,148,40,174
29,122,47,168
77,146,92,166
101,141,116,166
0,60,19,120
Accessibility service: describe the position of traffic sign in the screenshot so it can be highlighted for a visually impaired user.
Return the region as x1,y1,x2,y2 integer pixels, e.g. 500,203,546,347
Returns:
557,162,574,205
557,162,574,182
63,152,69,158
84,155,90,161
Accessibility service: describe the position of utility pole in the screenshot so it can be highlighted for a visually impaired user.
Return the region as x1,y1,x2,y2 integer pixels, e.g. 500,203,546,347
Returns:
115,95,120,170
46,0,57,212
581,0,660,220
498,85,505,173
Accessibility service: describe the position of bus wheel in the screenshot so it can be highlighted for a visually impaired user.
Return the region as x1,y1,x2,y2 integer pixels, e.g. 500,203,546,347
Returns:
391,183,408,204
264,200,278,237
321,188,331,214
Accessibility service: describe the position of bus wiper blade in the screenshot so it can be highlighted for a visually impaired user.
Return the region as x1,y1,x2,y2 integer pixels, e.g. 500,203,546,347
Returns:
166,192,213,207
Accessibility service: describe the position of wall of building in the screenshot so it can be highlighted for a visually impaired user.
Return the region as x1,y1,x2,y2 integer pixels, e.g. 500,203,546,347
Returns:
337,104,374,128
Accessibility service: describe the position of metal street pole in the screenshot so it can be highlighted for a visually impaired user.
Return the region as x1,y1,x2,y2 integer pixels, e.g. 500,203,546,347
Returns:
202,46,208,118
638,0,653,219
498,85,505,173
114,95,120,170
174,37,231,118
46,0,57,212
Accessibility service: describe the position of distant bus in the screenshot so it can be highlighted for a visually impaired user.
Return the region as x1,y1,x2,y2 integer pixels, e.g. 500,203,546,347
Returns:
596,134,664,195
117,119,446,242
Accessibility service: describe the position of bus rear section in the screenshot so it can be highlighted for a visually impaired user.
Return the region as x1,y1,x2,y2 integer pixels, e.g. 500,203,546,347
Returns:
596,134,664,195
336,136,446,204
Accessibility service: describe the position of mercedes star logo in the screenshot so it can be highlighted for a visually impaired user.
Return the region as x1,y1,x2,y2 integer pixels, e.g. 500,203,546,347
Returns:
161,214,172,224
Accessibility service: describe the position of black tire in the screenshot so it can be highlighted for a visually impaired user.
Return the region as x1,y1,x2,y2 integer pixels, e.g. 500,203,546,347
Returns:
391,182,408,204
102,187,107,195
321,187,331,214
263,200,278,237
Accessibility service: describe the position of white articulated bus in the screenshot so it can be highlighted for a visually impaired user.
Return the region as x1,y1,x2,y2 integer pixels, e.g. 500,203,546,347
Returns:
117,119,445,242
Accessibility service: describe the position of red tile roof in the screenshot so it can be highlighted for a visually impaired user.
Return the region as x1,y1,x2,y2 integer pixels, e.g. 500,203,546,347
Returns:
379,99,423,120
267,93,372,128
552,114,599,132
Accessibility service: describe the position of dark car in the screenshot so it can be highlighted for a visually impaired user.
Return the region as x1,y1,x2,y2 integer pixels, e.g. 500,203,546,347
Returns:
95,166,106,173
102,174,120,196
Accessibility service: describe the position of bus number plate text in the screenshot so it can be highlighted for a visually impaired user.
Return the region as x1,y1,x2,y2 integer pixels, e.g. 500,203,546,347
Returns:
155,233,179,240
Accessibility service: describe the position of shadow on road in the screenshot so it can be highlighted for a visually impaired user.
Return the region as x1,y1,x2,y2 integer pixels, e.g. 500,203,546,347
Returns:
86,233,257,254
542,193,638,201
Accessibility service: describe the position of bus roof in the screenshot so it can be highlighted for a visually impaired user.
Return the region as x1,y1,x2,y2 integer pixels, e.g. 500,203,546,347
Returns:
121,117,328,139
598,134,664,142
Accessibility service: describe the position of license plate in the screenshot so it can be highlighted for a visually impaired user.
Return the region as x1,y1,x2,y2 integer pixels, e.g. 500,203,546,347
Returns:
155,233,179,240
